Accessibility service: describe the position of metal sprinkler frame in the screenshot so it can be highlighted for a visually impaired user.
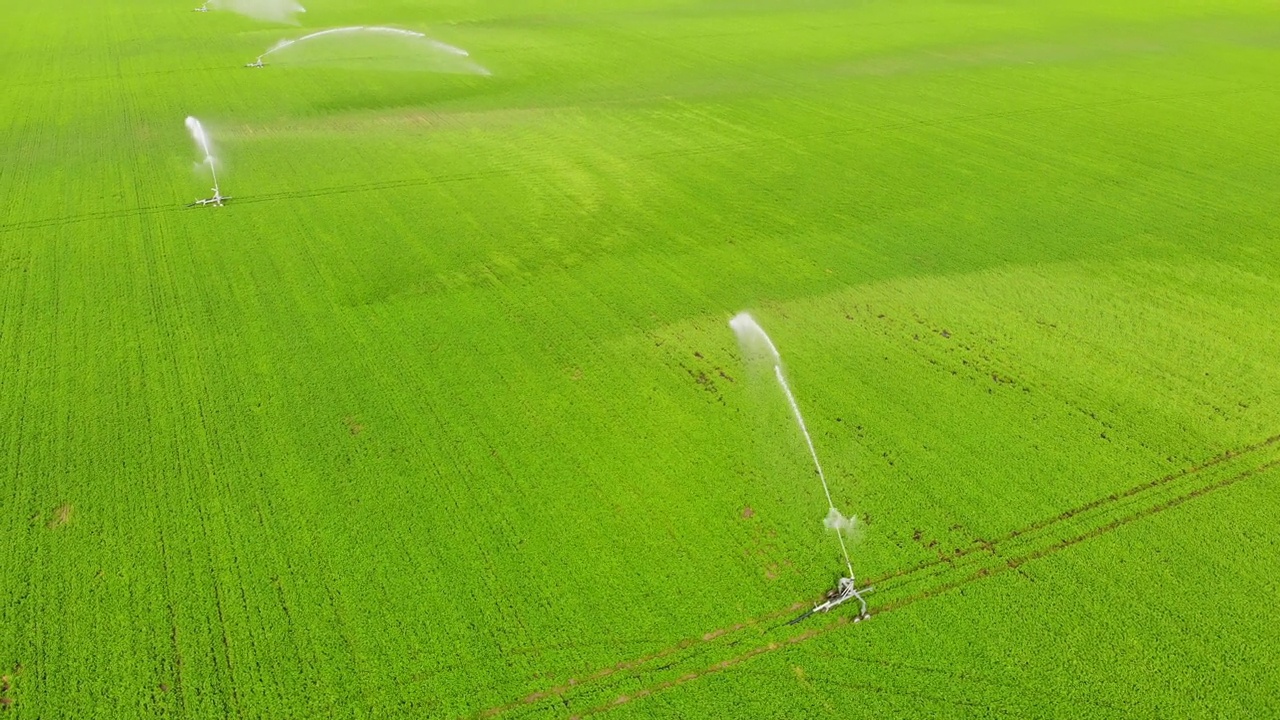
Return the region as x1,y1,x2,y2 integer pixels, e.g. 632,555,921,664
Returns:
188,187,229,207
787,578,873,626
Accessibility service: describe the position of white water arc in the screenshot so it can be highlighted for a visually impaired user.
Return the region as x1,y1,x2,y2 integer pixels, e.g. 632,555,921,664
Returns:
730,312,854,578
184,116,220,195
253,26,473,66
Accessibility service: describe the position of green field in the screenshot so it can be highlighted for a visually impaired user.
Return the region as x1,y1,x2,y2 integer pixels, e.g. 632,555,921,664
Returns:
3,0,1280,716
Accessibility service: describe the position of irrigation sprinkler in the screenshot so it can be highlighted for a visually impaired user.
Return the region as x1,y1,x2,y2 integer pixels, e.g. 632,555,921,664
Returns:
730,312,871,623
787,578,873,626
184,116,230,208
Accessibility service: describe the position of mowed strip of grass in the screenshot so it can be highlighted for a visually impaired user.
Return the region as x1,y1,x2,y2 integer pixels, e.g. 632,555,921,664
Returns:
1,0,1278,716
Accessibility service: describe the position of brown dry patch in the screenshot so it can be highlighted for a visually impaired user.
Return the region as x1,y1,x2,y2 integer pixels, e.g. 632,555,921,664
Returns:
343,417,364,436
47,504,72,529
740,506,755,519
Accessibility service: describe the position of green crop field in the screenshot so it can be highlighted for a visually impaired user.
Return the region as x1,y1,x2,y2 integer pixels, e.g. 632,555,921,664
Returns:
2,0,1279,716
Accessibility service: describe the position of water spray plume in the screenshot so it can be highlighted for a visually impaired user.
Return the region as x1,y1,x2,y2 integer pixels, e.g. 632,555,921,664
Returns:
823,507,856,534
184,116,228,207
246,26,486,74
730,312,869,619
185,116,213,163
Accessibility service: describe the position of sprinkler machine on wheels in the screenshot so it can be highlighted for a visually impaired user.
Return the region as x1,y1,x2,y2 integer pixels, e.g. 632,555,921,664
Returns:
188,186,229,208
787,576,872,626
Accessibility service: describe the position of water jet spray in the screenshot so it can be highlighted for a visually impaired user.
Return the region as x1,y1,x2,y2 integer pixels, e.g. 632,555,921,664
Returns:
246,26,484,73
730,312,870,621
184,116,229,207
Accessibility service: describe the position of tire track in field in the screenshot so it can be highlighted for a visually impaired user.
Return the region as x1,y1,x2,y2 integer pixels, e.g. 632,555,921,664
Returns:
475,602,811,719
869,433,1280,592
472,433,1280,719
0,203,180,234
872,451,1280,609
563,453,1280,719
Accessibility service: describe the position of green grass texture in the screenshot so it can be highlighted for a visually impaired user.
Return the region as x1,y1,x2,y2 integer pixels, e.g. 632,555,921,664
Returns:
1,0,1279,716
